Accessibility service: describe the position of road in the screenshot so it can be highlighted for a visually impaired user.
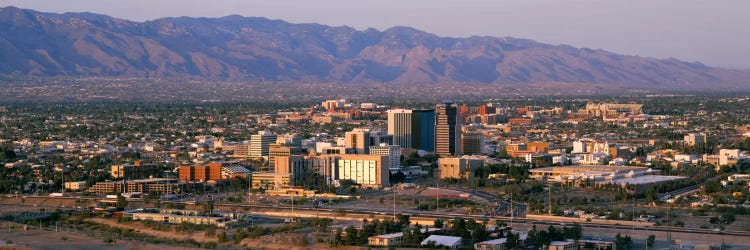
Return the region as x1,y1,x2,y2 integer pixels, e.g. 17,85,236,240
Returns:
181,201,750,244
9,194,750,246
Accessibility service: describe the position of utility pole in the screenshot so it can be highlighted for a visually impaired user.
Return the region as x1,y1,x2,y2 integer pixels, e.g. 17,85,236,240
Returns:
632,196,636,234
291,192,295,221
60,170,64,196
393,189,396,221
510,192,513,228
548,184,552,215
667,205,672,242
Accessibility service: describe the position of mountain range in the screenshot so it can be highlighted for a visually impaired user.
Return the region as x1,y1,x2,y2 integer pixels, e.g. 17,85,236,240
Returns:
1,6,748,87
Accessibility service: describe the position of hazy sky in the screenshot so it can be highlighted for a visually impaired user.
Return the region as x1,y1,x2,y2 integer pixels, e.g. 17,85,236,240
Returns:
2,0,749,69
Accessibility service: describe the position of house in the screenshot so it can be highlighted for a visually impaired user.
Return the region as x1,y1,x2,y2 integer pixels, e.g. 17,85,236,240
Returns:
421,235,462,249
474,238,507,250
368,228,442,247
549,240,576,250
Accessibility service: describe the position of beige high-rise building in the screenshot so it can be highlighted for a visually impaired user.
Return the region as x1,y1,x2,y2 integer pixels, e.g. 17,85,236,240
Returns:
345,128,370,154
275,155,306,186
337,155,390,188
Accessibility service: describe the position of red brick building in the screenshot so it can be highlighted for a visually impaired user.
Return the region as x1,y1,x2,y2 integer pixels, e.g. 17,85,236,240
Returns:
178,163,223,182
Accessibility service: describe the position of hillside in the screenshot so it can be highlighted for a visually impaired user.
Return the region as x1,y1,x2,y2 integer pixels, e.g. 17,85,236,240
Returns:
1,6,748,86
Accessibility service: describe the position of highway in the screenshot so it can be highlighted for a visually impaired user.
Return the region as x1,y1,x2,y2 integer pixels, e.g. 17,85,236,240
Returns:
192,201,750,238
203,201,750,246
6,195,750,246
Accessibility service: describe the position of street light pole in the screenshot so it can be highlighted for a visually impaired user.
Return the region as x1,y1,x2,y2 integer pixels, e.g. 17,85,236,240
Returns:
548,184,552,215
510,192,513,228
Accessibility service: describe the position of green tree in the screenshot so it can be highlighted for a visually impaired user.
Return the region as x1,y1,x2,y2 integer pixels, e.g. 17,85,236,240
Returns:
645,187,658,203
116,195,128,210
615,233,633,249
647,235,655,247
433,219,444,228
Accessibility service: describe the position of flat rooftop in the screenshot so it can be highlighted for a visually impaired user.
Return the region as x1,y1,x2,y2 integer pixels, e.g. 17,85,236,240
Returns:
530,165,649,173
600,175,685,185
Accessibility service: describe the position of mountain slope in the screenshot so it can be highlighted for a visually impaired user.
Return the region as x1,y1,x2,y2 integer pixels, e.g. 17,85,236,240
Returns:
0,6,748,86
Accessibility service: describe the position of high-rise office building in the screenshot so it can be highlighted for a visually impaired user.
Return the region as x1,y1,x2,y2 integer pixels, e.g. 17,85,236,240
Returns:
435,101,460,156
345,128,370,154
387,109,434,151
388,109,414,149
250,131,277,159
414,109,435,152
370,143,401,169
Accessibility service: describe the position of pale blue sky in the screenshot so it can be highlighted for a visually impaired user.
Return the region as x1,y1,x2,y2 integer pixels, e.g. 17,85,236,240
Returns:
2,0,749,69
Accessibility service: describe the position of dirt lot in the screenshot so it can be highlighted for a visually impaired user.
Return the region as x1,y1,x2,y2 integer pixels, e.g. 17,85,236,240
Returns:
87,218,217,244
0,223,197,250
237,228,362,250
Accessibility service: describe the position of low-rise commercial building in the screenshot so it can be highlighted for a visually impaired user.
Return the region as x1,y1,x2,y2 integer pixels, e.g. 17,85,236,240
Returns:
124,210,231,228
437,157,484,180
87,178,180,195
111,161,158,179
64,181,87,191
251,172,292,191
179,163,222,182
421,235,461,249
474,238,507,250
368,228,442,247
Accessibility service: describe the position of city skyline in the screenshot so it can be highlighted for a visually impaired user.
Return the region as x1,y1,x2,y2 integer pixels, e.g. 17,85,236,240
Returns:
1,1,749,249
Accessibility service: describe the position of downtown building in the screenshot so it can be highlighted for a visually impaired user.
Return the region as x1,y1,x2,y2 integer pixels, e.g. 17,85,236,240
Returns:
268,143,303,170
435,101,461,157
344,128,395,155
337,155,390,188
249,131,277,160
110,161,159,180
370,143,401,169
461,130,484,155
344,128,371,154
178,163,223,182
387,109,435,151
